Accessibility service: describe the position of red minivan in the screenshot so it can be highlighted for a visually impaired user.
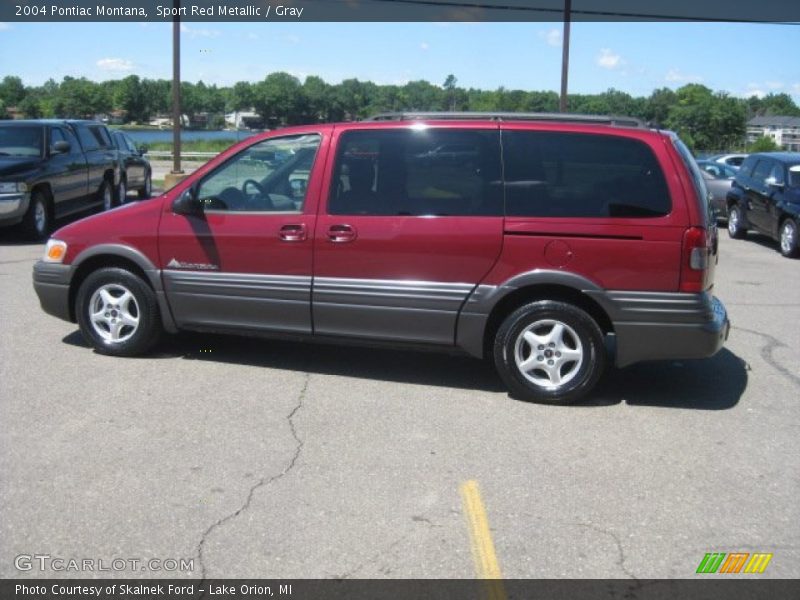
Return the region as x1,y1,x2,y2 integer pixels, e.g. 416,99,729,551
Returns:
33,113,730,404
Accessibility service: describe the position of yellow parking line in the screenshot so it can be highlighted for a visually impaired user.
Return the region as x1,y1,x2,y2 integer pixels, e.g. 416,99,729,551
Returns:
460,480,506,600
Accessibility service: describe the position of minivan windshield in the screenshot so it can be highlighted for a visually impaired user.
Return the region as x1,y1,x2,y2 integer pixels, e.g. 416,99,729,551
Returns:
0,126,43,158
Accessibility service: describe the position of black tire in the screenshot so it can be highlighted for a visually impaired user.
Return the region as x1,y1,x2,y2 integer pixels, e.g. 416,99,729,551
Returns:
76,267,162,357
727,204,747,239
20,189,51,241
116,175,127,205
779,218,799,258
99,177,114,211
493,301,606,404
138,171,152,199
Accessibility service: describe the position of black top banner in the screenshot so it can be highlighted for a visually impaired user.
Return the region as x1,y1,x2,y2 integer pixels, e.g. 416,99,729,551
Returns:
4,0,800,22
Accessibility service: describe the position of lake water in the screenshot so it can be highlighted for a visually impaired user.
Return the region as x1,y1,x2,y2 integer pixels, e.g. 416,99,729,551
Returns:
121,129,258,145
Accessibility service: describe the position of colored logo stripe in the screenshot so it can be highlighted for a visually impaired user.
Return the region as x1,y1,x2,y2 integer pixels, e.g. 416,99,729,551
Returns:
697,553,726,574
696,552,772,574
744,553,773,574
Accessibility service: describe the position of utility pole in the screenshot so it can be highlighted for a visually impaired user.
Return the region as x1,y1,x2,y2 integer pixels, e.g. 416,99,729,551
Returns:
171,0,183,178
559,0,571,113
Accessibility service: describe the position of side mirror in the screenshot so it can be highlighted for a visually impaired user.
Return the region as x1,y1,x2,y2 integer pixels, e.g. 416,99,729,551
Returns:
765,176,784,191
172,188,203,216
51,140,70,154
137,144,148,155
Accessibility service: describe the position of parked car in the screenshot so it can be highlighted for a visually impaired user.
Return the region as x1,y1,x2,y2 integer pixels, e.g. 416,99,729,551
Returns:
726,152,800,258
0,120,120,240
708,153,748,169
32,112,729,404
111,130,152,202
696,160,736,220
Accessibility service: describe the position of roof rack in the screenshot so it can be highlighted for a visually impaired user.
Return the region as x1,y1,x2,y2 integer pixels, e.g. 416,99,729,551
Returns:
366,111,646,128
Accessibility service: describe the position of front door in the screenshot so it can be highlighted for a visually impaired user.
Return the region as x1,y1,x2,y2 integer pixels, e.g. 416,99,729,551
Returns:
158,132,327,334
312,125,504,345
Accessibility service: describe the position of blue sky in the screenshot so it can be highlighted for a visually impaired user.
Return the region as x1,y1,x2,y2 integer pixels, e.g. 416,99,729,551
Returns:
1,21,798,101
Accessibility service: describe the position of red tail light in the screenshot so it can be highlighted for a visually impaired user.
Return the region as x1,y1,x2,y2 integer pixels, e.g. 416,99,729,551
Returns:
680,227,709,293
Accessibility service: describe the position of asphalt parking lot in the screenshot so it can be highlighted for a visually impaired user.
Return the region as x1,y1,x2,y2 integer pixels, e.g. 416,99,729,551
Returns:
0,226,798,580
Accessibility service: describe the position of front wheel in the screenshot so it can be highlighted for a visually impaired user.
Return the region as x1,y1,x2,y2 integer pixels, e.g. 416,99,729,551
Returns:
76,268,162,356
779,218,799,258
727,204,747,239
494,301,606,404
21,190,50,241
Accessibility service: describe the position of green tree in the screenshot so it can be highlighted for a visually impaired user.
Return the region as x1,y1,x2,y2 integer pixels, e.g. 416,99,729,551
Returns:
113,75,145,122
443,74,458,111
230,81,254,112
665,84,745,152
253,72,306,125
748,135,780,152
0,76,26,107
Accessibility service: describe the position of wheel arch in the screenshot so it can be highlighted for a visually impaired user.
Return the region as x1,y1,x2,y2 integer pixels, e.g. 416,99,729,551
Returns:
481,284,614,360
67,245,176,332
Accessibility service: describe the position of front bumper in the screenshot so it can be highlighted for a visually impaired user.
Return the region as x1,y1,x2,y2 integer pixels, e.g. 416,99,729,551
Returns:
0,192,30,227
33,261,74,322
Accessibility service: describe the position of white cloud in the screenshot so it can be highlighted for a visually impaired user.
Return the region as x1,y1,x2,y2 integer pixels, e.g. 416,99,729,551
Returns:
538,28,561,47
764,81,784,90
96,58,135,72
0,22,11,30
180,24,221,38
246,32,259,40
420,42,430,51
596,48,622,70
665,68,703,83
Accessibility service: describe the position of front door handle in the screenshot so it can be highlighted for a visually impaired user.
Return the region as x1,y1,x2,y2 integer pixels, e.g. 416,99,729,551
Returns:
327,224,357,243
279,223,307,242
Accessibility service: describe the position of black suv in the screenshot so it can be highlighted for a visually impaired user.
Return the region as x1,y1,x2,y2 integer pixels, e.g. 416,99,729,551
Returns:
726,152,800,257
0,120,120,240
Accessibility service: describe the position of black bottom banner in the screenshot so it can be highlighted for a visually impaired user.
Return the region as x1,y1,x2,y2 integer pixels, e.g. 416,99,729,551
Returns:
2,579,800,600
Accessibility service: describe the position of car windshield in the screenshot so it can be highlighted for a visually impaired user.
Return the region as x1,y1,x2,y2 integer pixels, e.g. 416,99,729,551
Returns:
0,126,43,157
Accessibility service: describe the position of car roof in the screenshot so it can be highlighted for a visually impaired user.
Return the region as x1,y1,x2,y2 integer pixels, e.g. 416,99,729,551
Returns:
749,152,800,164
0,119,102,127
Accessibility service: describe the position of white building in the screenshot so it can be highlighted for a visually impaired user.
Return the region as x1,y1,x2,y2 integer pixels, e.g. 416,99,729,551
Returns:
746,116,800,152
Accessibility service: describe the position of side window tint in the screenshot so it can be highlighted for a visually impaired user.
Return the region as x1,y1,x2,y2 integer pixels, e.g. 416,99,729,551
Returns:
768,163,784,185
50,128,66,146
737,156,757,177
75,125,98,151
751,160,772,184
329,129,502,216
89,126,111,148
196,134,321,213
504,131,671,218
62,127,81,155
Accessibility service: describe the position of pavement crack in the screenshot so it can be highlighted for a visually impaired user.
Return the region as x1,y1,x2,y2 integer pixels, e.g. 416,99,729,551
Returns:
194,372,309,586
577,523,638,581
732,326,800,389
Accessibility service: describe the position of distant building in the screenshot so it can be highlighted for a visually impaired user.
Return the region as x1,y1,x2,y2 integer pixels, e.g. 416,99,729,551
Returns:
225,110,264,130
746,116,800,152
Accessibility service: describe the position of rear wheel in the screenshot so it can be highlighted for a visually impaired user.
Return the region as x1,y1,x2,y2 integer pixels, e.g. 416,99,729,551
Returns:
99,178,114,211
138,172,152,199
727,204,747,239
493,301,606,404
21,190,51,241
76,268,162,356
117,176,127,204
779,218,799,258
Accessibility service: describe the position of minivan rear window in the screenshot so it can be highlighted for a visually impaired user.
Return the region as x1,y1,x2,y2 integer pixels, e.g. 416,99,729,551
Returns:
503,131,671,218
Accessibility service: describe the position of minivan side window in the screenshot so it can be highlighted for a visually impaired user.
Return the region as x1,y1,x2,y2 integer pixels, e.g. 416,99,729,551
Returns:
503,131,671,218
196,134,321,213
329,129,502,216
75,125,100,151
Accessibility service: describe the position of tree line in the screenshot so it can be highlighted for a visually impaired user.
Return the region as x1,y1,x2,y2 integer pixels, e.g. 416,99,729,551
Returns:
1,73,799,152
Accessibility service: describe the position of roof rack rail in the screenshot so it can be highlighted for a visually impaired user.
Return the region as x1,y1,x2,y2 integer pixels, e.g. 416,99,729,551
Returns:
366,111,646,128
